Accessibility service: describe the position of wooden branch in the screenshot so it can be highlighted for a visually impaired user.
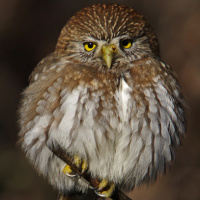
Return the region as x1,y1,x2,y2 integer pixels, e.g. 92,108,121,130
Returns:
49,145,132,200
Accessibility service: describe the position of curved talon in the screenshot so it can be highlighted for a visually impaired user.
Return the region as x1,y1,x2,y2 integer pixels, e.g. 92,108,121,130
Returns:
74,155,81,168
89,185,97,190
81,159,88,174
97,179,108,191
74,155,88,174
95,190,108,198
63,165,77,178
65,173,78,178
63,156,88,178
102,183,115,198
95,180,115,198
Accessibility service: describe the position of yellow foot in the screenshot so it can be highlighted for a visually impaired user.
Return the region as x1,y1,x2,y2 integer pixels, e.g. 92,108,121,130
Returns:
95,179,115,198
74,155,88,174
63,155,88,177
63,165,72,174
63,164,77,177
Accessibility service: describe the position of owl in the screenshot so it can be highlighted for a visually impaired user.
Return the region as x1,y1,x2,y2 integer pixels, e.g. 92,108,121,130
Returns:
18,4,186,199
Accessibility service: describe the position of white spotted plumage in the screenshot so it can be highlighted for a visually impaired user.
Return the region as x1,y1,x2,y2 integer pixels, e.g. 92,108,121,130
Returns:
18,4,186,198
19,62,185,193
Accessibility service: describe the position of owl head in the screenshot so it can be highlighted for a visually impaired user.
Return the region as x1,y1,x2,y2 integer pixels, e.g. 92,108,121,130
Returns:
55,4,159,70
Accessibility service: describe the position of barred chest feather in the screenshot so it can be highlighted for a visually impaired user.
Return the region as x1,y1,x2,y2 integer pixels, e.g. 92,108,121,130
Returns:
20,65,185,192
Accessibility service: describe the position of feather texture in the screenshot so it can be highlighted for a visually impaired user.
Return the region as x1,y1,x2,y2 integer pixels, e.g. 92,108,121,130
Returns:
18,3,186,197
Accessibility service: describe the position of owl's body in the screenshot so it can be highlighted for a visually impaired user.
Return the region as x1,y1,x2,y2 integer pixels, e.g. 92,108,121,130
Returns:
18,4,185,197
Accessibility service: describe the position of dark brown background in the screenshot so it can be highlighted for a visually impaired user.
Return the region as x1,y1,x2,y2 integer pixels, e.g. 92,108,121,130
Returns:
0,0,200,199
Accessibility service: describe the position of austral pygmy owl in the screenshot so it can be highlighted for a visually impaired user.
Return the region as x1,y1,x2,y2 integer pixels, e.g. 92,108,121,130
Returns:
18,4,186,199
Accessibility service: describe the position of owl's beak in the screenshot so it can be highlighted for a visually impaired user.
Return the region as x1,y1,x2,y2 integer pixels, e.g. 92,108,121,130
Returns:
101,44,116,68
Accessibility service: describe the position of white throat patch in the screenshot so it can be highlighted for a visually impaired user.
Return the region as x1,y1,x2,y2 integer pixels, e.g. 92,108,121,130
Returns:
118,77,132,122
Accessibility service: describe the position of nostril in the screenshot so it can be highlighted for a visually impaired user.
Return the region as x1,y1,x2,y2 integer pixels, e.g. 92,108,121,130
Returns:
112,47,116,52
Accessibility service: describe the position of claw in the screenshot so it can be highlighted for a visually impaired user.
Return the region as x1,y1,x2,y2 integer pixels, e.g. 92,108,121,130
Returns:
63,155,88,178
63,165,72,174
95,179,115,198
74,155,81,168
101,183,115,197
98,179,108,191
63,165,77,177
81,158,88,173
74,155,88,174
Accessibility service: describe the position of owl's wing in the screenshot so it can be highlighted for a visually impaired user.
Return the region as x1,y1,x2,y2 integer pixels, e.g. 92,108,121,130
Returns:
29,53,63,83
19,54,96,194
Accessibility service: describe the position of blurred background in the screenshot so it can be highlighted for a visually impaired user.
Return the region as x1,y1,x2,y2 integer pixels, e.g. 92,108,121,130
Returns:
0,0,200,199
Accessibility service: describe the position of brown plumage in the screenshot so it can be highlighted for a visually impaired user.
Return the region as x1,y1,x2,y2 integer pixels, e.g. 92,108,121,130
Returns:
18,4,186,199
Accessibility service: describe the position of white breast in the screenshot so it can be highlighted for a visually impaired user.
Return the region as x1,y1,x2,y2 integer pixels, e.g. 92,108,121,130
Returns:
118,77,132,122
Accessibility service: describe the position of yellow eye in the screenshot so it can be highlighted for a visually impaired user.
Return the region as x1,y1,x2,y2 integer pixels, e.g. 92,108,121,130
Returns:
84,42,97,51
120,39,132,49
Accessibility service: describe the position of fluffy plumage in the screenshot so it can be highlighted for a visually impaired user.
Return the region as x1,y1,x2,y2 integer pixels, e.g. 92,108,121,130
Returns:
18,4,186,197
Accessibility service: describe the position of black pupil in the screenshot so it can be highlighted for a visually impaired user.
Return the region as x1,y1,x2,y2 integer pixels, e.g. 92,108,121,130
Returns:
88,42,94,48
121,39,130,46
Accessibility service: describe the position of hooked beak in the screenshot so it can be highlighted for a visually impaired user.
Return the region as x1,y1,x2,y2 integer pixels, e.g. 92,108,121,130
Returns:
101,44,116,68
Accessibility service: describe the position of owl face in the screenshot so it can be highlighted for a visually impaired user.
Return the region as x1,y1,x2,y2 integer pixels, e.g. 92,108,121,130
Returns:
67,34,153,67
56,4,159,70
